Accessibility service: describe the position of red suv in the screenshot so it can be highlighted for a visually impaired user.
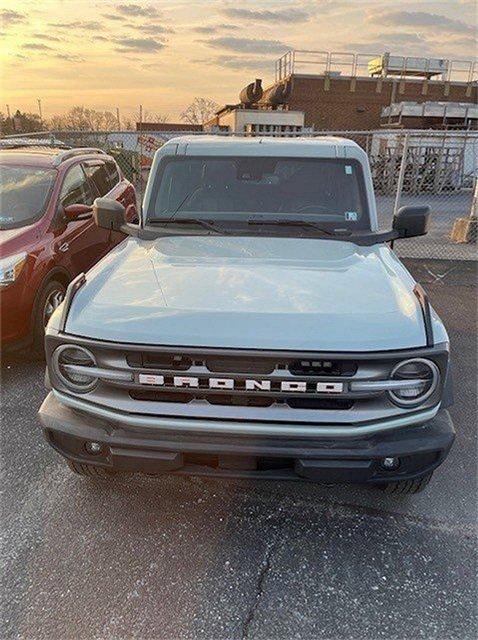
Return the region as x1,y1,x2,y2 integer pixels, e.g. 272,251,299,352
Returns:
0,144,137,354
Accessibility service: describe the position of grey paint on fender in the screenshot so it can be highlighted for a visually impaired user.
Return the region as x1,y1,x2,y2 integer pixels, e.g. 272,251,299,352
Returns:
63,234,447,351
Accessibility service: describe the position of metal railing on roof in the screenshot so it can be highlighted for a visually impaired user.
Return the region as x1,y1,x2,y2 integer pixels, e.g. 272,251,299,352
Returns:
275,50,478,84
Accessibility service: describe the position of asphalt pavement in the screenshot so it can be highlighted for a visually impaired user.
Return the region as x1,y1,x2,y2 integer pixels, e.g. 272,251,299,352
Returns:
1,259,476,640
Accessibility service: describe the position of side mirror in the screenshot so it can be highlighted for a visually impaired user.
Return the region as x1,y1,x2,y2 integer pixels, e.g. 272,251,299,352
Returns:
393,205,431,238
93,197,125,232
64,203,93,222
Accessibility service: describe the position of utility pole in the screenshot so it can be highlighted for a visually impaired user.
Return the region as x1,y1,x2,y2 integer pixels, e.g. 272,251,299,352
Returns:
116,107,120,131
37,98,43,124
138,104,143,200
6,104,11,119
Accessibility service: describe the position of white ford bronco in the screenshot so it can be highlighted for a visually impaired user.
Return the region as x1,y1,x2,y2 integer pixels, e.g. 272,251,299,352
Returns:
39,136,454,493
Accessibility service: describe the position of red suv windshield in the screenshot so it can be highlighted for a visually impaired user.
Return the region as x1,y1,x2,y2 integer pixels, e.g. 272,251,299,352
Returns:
0,165,57,229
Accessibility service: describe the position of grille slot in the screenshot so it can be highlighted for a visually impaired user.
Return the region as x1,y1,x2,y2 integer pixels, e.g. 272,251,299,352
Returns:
205,357,275,374
127,353,192,370
131,390,193,403
129,389,353,409
287,398,353,410
288,359,357,376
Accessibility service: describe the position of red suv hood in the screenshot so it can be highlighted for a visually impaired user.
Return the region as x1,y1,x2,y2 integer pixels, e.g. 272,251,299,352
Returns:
0,224,38,256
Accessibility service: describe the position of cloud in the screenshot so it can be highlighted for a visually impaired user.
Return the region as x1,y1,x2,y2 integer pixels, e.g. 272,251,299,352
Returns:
349,32,425,50
32,33,62,42
199,54,272,72
102,14,127,22
368,10,474,35
348,38,432,57
194,26,217,34
442,34,476,47
221,7,310,23
54,53,85,62
203,37,289,55
1,9,27,26
115,37,165,52
115,4,159,18
22,42,55,51
48,21,102,30
137,24,174,35
193,23,239,34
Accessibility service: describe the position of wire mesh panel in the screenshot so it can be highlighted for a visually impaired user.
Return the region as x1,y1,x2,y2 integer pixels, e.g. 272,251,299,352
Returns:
368,130,477,260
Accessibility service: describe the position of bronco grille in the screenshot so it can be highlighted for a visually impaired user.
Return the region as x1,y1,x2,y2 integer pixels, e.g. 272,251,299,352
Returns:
47,338,447,426
127,350,354,407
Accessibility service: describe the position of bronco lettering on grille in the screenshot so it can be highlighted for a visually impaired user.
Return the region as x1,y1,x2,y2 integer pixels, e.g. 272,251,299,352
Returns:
137,374,344,394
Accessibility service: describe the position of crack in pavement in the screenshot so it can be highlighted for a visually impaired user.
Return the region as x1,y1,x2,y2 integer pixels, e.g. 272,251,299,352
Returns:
241,535,280,640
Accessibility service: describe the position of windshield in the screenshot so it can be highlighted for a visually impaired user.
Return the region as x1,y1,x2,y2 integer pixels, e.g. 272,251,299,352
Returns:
0,165,56,229
148,156,370,230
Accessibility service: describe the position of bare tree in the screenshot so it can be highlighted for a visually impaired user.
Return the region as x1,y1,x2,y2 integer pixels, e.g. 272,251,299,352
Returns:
48,106,120,131
180,97,219,125
121,118,135,131
143,111,169,124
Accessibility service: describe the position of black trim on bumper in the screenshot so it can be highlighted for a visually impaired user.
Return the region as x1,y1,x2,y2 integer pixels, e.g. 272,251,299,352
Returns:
39,392,455,484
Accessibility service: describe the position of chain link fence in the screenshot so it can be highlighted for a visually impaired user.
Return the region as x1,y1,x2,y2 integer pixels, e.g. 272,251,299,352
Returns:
2,128,477,261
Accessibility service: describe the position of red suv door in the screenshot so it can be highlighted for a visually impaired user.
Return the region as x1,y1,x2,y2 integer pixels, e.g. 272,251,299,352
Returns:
53,162,108,276
82,158,137,249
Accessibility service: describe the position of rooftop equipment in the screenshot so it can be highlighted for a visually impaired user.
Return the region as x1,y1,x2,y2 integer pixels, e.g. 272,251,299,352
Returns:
368,53,448,79
239,79,263,107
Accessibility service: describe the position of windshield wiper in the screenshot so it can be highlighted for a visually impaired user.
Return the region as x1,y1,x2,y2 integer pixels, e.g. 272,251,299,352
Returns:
147,218,228,235
247,218,352,236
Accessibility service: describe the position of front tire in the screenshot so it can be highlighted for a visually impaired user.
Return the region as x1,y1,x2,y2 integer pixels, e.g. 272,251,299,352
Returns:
32,280,66,357
380,472,433,495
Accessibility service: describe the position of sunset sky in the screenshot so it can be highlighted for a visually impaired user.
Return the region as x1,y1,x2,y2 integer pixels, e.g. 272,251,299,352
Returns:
0,0,476,122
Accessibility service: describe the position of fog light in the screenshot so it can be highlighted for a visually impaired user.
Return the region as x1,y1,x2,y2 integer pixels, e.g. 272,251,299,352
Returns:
85,441,103,455
381,457,400,470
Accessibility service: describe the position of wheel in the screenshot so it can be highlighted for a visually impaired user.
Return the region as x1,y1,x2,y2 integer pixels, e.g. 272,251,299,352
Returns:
32,280,66,357
67,460,118,479
380,472,433,495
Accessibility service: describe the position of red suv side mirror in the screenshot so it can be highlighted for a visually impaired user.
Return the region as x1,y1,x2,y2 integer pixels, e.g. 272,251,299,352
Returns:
64,203,93,222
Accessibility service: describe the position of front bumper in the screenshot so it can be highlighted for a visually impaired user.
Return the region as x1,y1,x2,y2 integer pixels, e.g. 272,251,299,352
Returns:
0,282,33,348
39,391,455,484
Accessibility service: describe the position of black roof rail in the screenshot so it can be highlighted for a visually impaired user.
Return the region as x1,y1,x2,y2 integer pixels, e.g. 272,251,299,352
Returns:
53,147,108,166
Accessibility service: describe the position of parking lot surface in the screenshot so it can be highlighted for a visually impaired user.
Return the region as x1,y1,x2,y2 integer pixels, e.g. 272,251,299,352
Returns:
1,259,476,640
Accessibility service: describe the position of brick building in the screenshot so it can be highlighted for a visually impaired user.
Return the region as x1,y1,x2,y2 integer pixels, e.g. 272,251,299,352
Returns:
136,122,203,132
212,51,477,132
277,74,476,130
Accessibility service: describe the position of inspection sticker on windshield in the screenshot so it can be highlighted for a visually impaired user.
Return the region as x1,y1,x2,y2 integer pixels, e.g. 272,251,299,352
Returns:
345,165,353,175
345,211,358,221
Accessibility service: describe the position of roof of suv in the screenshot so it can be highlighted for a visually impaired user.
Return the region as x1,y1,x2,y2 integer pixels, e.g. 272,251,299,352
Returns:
170,135,359,146
0,145,108,168
160,135,363,159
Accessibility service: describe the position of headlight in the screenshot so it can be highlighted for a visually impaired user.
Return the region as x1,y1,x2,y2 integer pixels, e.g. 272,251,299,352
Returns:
388,358,440,406
52,345,97,393
0,252,27,287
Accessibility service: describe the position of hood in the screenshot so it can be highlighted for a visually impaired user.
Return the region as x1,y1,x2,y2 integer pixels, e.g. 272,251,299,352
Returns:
65,235,427,351
0,224,37,256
